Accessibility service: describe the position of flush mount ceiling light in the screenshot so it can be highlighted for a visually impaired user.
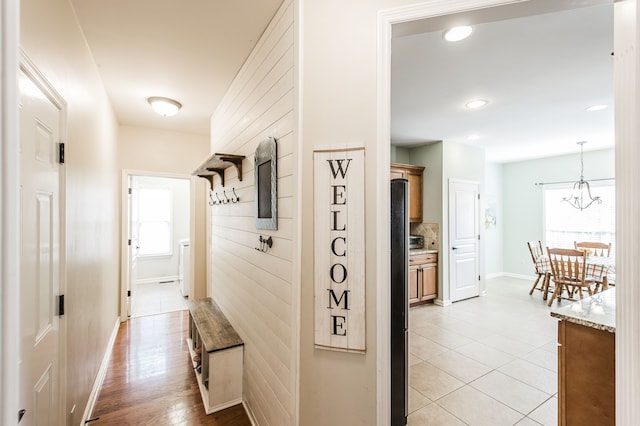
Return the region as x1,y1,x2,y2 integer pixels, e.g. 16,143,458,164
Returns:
562,141,602,211
443,26,473,42
147,96,182,117
586,104,608,112
467,134,480,141
465,99,488,109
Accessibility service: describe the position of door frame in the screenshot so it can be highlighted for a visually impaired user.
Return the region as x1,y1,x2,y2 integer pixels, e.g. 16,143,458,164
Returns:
119,170,193,322
376,0,638,425
1,0,20,422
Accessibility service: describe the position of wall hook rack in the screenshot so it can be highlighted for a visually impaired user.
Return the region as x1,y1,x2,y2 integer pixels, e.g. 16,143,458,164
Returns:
255,235,273,253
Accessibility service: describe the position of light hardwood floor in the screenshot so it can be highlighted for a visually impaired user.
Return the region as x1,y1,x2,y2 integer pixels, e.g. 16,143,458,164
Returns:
91,310,251,425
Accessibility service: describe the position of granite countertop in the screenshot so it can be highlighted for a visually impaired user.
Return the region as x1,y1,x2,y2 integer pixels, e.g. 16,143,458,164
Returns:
550,288,616,333
409,248,438,255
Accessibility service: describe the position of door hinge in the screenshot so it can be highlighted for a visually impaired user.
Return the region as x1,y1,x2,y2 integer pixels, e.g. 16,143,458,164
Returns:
57,294,65,316
128,239,132,246
127,290,131,297
477,194,480,200
478,275,481,281
128,187,132,195
58,143,65,164
478,234,481,240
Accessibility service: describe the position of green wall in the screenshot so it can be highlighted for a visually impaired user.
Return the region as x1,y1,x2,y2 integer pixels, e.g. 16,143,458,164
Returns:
502,148,615,276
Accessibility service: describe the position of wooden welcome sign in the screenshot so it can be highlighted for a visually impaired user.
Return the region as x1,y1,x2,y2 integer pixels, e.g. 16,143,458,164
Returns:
313,147,365,353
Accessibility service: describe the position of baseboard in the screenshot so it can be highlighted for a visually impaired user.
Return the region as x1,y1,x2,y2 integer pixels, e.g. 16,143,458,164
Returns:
243,398,259,426
81,317,120,425
135,275,179,285
500,272,533,281
434,299,451,307
485,272,534,281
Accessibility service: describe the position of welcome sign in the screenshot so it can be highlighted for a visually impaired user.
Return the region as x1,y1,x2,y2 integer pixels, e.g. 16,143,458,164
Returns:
313,147,365,353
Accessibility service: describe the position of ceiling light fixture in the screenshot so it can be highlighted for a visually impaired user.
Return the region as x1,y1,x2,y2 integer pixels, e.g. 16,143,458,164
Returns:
467,134,479,141
562,141,602,211
147,96,182,117
465,99,488,109
443,26,473,42
585,104,608,112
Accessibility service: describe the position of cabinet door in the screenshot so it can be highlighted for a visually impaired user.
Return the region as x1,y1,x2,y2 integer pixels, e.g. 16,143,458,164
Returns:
408,264,420,304
406,172,422,223
420,263,437,301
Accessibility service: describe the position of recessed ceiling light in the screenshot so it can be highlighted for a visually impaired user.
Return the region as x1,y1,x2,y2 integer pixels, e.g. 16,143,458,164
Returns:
586,104,608,112
443,26,473,42
147,96,182,117
468,134,480,141
465,99,488,109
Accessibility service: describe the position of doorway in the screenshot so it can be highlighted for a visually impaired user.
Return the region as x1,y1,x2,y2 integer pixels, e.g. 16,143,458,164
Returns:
384,0,615,423
123,173,191,318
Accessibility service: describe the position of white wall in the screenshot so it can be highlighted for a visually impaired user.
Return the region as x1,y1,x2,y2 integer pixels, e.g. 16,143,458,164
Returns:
20,0,120,422
502,148,614,276
208,1,296,424
132,176,190,282
484,162,504,276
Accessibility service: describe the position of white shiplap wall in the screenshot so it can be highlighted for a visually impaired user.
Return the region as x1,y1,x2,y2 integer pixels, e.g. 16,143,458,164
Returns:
208,1,296,425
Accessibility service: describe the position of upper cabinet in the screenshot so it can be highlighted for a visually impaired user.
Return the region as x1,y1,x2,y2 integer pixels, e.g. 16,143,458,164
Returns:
391,162,425,223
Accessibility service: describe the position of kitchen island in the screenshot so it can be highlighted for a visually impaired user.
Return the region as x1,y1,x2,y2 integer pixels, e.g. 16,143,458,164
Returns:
550,288,615,425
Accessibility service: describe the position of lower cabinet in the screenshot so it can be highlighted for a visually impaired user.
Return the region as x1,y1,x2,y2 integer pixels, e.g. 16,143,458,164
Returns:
409,253,437,306
558,320,615,425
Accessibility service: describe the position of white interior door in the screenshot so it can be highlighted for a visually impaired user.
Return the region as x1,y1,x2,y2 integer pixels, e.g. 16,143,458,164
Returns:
449,179,480,302
18,60,65,425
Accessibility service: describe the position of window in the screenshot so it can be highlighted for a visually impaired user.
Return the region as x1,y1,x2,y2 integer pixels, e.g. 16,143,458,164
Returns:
135,188,172,256
543,182,615,255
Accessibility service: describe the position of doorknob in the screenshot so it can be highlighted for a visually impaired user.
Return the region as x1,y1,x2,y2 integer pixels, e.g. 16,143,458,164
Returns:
452,246,458,250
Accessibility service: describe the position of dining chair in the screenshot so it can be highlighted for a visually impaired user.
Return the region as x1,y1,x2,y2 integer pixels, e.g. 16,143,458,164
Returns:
546,247,598,307
574,241,611,257
527,241,551,299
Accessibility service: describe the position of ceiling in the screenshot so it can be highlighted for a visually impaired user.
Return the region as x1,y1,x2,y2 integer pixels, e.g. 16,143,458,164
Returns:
391,1,614,163
70,0,613,163
70,0,284,136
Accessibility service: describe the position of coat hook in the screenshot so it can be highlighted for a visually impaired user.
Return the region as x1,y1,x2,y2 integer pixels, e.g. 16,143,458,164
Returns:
209,191,215,206
255,235,273,252
231,187,239,203
215,193,222,205
222,190,230,204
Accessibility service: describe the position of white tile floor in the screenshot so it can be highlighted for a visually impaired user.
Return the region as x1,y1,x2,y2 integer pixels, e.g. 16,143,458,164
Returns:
408,276,568,426
131,280,188,317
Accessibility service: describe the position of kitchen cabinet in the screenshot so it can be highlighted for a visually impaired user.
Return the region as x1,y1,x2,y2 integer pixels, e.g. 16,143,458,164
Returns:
557,320,615,425
409,252,437,306
390,163,424,223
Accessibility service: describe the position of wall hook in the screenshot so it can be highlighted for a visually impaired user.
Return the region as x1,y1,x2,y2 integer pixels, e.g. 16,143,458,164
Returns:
209,191,215,206
222,190,230,204
231,187,240,203
254,235,273,252
215,193,222,205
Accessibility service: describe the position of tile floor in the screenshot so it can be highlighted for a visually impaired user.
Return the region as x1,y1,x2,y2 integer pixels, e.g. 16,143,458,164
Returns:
408,275,568,426
131,280,188,317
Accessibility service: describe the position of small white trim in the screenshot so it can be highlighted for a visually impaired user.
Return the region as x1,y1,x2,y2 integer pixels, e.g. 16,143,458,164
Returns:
82,318,120,424
434,299,452,307
242,398,259,426
500,272,533,281
135,276,180,285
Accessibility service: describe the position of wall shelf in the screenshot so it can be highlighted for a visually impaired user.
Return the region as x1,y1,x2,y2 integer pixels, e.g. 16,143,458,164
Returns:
193,153,246,188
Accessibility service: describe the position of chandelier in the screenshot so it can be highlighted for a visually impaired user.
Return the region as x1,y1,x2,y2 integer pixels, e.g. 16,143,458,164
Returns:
562,141,602,211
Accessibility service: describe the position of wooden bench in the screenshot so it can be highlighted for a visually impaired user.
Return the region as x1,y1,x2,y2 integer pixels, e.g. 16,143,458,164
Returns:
187,297,244,414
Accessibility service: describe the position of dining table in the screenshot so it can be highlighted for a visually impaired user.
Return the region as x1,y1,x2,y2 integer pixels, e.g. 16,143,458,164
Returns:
535,254,616,298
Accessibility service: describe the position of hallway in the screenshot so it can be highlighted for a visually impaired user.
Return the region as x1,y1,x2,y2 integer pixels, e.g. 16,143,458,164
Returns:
91,311,251,425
